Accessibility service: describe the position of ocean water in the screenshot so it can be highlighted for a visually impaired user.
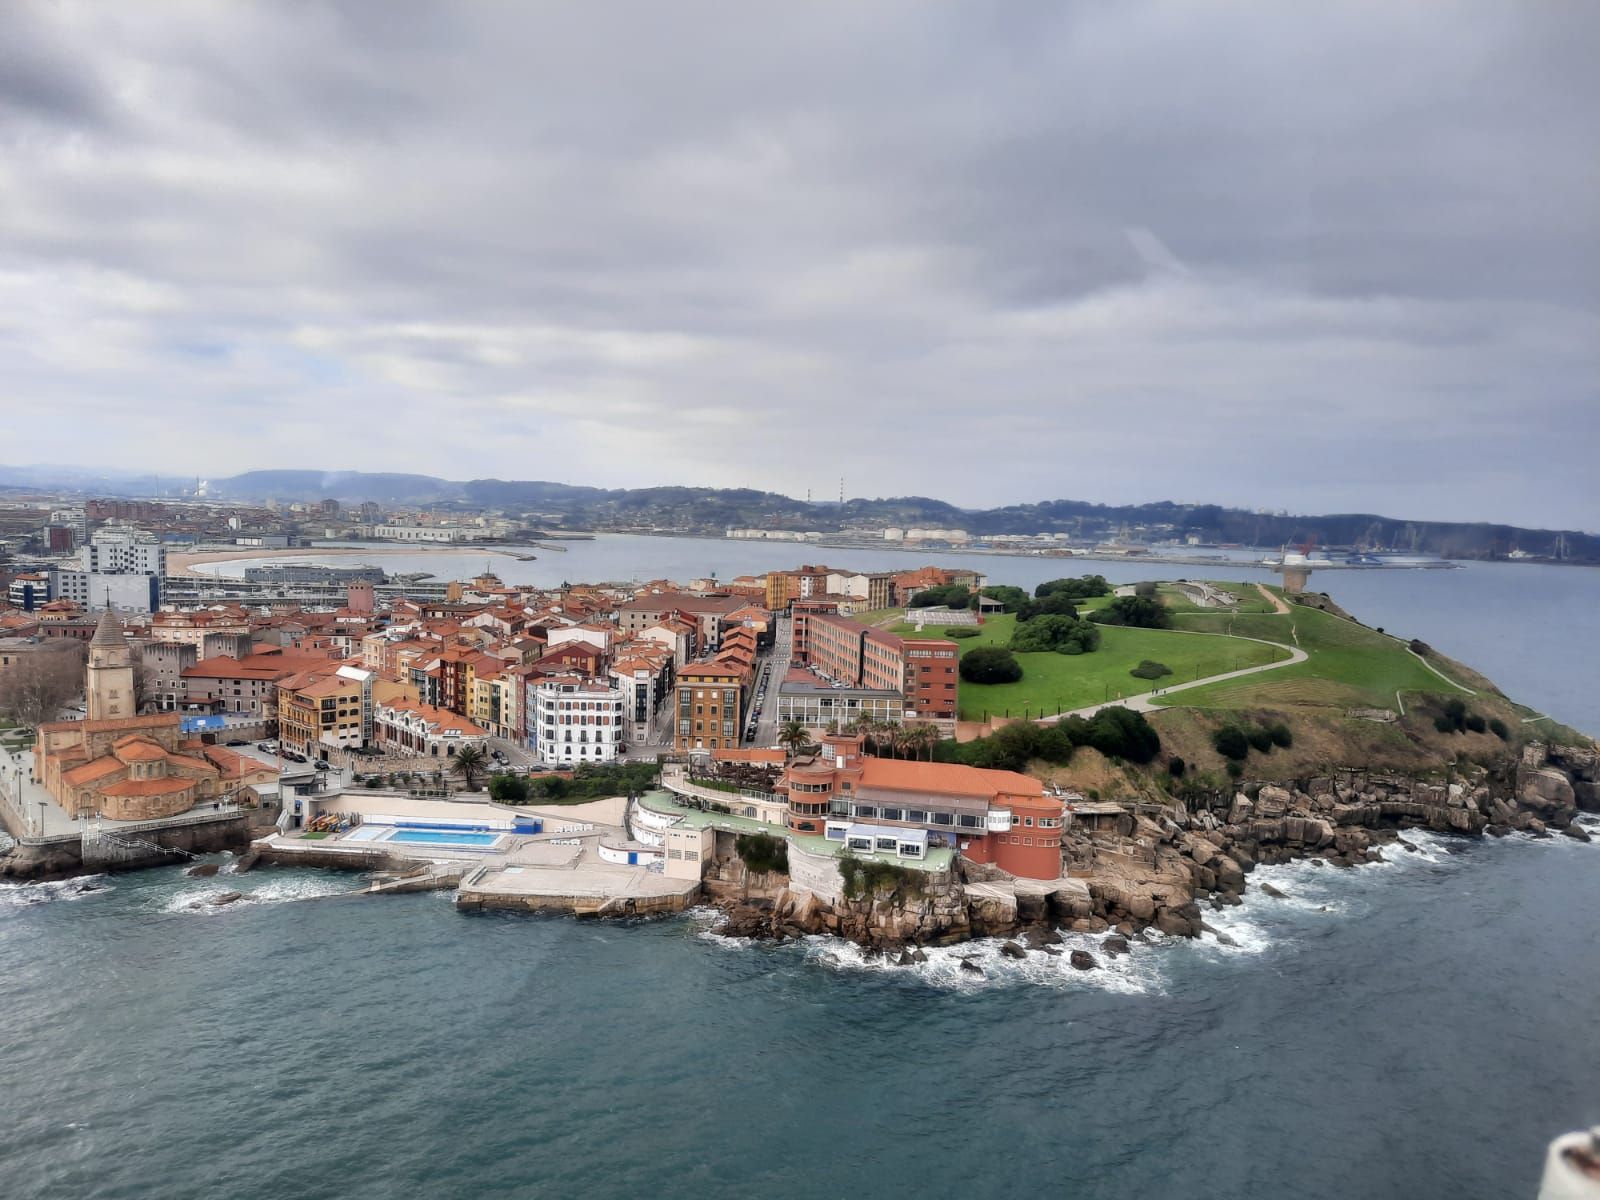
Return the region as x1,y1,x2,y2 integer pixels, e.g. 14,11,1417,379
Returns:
2,827,1598,1200
197,535,1600,731
7,538,1592,1197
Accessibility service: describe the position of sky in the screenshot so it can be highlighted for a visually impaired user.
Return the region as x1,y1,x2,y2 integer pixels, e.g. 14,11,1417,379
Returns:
1,2,1596,529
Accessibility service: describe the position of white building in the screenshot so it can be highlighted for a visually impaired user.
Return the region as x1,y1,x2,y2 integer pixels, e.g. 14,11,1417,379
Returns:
52,526,167,612
529,677,626,767
373,524,473,542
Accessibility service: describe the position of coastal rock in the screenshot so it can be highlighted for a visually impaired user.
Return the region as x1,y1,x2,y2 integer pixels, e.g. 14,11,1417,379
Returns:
185,863,220,878
1103,935,1130,958
1000,940,1027,960
210,891,243,906
1561,824,1592,843
959,958,984,976
1069,950,1097,971
233,850,262,874
1021,927,1063,948
1260,882,1288,899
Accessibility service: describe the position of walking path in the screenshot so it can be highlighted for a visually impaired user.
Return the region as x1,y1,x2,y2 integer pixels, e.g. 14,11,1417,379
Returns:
1038,632,1309,724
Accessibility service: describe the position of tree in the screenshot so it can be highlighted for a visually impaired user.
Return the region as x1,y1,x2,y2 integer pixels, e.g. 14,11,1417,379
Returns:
908,584,972,610
1035,575,1111,601
960,646,1023,684
1092,595,1171,629
905,722,941,761
0,642,85,731
1009,613,1100,655
978,585,1029,613
778,719,810,759
487,772,529,803
450,744,490,790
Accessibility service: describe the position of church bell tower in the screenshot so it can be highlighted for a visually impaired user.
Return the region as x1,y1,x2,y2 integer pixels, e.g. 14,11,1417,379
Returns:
87,607,136,722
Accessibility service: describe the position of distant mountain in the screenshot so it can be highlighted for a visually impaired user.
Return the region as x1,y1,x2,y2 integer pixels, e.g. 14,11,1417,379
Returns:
1,464,1593,563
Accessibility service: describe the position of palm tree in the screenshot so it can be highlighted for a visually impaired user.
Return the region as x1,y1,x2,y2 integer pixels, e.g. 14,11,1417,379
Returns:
778,719,810,759
451,744,489,791
908,723,940,761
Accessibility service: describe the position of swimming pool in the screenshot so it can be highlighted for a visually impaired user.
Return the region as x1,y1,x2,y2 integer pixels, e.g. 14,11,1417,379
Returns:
387,829,503,848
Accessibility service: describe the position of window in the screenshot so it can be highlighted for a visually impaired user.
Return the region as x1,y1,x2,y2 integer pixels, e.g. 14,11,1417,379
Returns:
1024,817,1034,827
853,805,877,819
880,807,902,822
931,812,953,826
907,809,926,823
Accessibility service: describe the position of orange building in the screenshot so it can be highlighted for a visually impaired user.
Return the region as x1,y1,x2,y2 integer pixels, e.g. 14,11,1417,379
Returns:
779,734,1063,880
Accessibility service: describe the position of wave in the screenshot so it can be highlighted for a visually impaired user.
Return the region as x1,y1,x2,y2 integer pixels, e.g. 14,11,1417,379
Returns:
0,875,112,908
161,875,357,914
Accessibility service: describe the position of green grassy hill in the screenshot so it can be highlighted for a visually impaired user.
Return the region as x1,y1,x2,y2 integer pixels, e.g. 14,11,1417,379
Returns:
889,610,1288,720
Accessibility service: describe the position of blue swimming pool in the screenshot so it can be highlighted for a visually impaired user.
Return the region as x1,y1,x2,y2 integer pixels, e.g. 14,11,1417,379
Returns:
388,830,502,847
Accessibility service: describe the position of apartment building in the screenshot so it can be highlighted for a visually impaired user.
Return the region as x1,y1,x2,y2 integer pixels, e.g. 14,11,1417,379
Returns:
798,612,960,729
528,676,627,766
673,660,748,752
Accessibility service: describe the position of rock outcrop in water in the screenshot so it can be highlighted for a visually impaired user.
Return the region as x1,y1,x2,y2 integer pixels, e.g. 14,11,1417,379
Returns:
707,742,1596,953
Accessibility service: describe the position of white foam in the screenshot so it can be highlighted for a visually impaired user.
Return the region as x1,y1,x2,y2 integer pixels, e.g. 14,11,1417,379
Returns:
161,874,356,914
0,875,112,908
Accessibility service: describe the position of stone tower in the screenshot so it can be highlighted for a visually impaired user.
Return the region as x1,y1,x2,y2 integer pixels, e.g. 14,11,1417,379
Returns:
87,607,136,722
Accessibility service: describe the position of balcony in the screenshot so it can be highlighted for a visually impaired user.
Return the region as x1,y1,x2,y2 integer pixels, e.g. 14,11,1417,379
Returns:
985,809,1013,833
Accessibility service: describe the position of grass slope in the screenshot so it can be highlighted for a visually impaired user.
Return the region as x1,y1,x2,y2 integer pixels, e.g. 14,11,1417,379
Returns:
890,611,1288,720
1160,595,1466,711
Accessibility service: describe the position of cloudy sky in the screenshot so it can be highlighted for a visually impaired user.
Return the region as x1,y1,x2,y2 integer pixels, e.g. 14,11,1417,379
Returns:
2,2,1596,527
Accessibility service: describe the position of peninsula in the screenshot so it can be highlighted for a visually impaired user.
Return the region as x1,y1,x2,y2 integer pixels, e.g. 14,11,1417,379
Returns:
5,550,1592,972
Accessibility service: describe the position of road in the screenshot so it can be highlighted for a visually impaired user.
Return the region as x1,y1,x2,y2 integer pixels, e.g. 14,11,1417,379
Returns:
749,613,792,748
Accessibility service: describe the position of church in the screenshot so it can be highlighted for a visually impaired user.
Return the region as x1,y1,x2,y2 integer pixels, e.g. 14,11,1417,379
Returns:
34,609,273,821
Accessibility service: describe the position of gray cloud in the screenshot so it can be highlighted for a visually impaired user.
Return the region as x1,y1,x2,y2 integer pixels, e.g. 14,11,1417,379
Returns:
1,0,1596,527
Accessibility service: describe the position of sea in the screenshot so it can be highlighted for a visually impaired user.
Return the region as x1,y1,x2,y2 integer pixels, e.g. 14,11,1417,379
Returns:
3,537,1595,1199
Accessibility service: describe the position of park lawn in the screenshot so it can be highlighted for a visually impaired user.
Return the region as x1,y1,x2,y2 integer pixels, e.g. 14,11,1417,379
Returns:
1161,600,1468,712
893,613,1289,720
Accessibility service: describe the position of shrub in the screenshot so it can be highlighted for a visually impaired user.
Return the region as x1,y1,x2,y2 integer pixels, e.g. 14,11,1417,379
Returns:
1082,706,1162,764
1213,726,1250,761
488,773,529,804
1091,595,1172,629
1488,717,1510,740
1134,581,1159,598
1246,726,1274,754
1433,714,1456,734
735,833,789,876
838,854,923,901
1130,659,1173,680
1434,698,1474,734
944,627,980,638
1409,639,1431,655
364,777,383,789
909,585,971,609
1167,756,1187,778
961,646,1023,684
1464,713,1487,734
1009,613,1099,655
1267,722,1294,748
1226,760,1244,779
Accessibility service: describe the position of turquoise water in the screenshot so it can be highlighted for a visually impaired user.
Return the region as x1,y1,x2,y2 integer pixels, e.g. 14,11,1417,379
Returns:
1,827,1597,1199
388,829,501,847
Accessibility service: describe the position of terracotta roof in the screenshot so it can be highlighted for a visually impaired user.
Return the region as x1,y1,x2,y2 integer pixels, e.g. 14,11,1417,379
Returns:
61,756,129,786
112,736,169,763
857,757,1044,799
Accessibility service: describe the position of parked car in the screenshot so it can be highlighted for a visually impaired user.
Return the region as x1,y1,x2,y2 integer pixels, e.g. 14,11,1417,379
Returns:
225,740,248,747
313,760,330,771
257,742,276,752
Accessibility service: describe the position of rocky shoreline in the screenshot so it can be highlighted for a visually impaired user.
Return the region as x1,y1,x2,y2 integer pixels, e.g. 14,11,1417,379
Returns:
708,742,1597,968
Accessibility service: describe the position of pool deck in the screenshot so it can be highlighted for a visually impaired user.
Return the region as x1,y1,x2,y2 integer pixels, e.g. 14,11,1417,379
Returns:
254,803,698,917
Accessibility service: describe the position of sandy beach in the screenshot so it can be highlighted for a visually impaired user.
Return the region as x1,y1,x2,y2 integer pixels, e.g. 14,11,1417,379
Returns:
166,544,519,577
